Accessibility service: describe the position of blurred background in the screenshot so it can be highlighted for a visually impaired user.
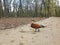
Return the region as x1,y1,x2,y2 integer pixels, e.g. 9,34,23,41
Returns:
0,0,60,18
0,0,60,29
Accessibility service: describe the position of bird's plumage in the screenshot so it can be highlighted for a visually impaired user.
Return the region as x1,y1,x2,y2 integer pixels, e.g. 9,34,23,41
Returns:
31,23,45,29
31,19,45,32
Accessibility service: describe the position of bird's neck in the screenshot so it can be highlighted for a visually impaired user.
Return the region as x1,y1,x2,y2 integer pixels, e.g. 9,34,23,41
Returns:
32,21,35,24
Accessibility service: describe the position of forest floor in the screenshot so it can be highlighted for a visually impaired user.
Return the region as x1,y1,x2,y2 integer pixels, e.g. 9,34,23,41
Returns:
0,17,45,30
0,17,60,45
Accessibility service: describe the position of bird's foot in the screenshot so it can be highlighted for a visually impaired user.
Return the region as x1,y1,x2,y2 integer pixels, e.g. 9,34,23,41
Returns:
35,30,36,32
38,30,40,32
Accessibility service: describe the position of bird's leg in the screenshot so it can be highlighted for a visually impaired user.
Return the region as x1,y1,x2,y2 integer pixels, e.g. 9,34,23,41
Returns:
38,28,40,32
35,29,37,32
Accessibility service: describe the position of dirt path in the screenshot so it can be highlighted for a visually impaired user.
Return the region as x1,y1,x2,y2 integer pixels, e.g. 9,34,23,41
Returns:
0,17,60,45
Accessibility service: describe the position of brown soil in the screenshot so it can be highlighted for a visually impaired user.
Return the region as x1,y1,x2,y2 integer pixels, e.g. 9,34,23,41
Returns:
0,17,46,30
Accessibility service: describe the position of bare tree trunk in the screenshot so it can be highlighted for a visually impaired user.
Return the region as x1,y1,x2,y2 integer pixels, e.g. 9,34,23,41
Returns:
0,0,3,18
34,0,38,17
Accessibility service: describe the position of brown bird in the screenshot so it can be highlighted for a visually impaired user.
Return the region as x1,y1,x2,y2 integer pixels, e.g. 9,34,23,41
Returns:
31,19,45,32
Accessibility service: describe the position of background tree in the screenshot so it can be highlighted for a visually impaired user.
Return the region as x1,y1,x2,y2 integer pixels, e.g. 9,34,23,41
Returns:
0,0,3,18
17,0,24,17
0,0,60,18
34,0,38,17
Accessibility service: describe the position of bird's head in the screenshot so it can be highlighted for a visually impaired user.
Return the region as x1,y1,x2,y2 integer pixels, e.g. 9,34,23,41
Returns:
31,19,35,22
31,19,36,23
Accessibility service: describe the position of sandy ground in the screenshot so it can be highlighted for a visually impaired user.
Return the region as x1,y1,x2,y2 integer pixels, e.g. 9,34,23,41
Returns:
0,17,60,45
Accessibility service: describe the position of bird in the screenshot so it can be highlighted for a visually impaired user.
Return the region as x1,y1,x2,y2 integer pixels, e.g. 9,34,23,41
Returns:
31,19,45,32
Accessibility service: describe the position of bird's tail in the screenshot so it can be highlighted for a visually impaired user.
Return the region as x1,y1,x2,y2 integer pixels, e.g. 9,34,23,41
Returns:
41,25,46,28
